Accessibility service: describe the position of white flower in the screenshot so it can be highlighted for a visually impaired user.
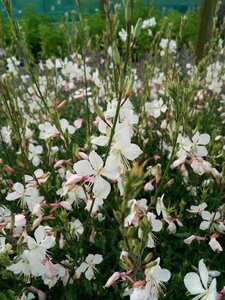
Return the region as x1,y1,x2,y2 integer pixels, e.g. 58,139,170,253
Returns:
69,219,84,238
28,144,43,166
145,258,171,298
177,135,193,160
200,211,220,231
60,118,76,135
184,259,218,300
142,17,156,29
73,150,116,199
209,237,223,253
191,132,210,157
145,98,167,118
118,28,127,42
77,254,103,280
27,226,55,260
138,212,162,248
106,126,142,169
39,122,59,139
187,203,207,214
1,126,12,144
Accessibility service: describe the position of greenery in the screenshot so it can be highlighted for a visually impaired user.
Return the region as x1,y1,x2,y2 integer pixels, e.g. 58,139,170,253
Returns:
0,1,199,60
0,0,224,299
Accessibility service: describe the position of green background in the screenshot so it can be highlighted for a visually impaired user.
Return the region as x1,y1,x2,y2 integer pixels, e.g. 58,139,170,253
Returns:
0,0,199,19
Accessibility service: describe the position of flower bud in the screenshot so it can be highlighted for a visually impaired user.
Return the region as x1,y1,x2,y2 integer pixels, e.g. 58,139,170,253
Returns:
112,42,120,66
133,18,142,40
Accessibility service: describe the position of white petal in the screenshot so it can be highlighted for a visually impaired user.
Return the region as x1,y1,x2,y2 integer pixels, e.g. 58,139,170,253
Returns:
157,268,171,282
14,182,24,194
6,191,20,201
34,226,46,244
41,236,55,249
36,145,43,154
85,254,94,264
201,211,211,221
198,259,208,289
85,266,95,280
195,146,208,157
93,176,111,199
32,156,40,167
27,236,37,250
208,278,217,297
89,150,103,170
122,144,142,161
73,160,94,176
198,134,210,145
78,262,88,273
92,254,103,265
200,221,210,230
184,272,205,294
152,219,163,232
192,132,200,143
91,136,108,146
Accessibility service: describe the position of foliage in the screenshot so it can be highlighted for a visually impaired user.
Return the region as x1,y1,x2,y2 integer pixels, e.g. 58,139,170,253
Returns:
0,0,224,300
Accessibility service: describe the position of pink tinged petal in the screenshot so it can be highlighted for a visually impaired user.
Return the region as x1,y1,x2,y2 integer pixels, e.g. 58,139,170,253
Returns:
37,290,46,300
65,174,83,186
93,254,103,265
199,259,208,289
184,235,196,244
184,272,205,294
60,201,72,210
209,238,223,252
34,226,46,244
200,221,210,230
198,134,210,145
73,160,94,176
104,272,121,288
15,214,26,227
85,266,95,280
89,150,103,170
122,144,143,161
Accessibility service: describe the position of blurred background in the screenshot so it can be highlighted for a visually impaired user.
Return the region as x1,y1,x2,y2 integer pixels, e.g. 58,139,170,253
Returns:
0,0,199,19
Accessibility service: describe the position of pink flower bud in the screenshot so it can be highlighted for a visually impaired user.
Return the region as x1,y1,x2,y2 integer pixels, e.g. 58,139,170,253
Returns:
133,280,146,288
89,226,96,244
104,272,121,288
74,118,84,129
59,201,72,211
15,214,26,227
65,174,83,186
59,233,65,249
144,180,154,191
78,151,89,160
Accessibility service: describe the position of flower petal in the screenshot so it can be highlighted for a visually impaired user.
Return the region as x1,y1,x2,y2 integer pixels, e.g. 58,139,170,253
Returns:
73,160,94,176
184,272,205,294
